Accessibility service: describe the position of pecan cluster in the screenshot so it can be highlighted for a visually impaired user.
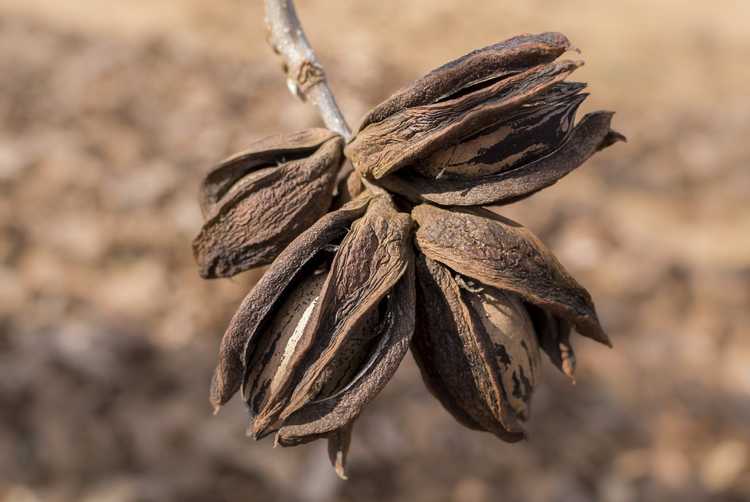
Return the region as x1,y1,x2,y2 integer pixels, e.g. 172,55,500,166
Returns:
194,32,623,478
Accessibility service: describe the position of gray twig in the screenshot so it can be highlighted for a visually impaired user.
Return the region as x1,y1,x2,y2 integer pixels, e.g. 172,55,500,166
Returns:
264,0,353,140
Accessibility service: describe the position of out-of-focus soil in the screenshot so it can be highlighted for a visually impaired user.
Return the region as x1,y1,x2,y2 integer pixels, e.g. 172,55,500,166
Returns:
1,1,749,501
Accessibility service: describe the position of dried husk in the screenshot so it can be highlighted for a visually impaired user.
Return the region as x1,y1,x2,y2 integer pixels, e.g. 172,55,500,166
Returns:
347,59,582,180
360,32,573,129
193,128,343,278
208,194,372,412
345,31,624,207
411,254,540,440
275,256,415,445
242,264,329,423
252,195,414,436
412,203,610,347
463,282,541,421
414,82,588,180
271,254,414,479
378,111,624,206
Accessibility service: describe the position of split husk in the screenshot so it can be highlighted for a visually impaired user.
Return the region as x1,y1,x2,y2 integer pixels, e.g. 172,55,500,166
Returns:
194,128,343,278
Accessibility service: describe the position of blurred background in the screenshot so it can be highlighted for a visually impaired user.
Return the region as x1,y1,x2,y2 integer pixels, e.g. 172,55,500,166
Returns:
1,1,748,501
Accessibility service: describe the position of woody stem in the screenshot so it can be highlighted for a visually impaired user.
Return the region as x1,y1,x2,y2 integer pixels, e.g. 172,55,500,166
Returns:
264,0,386,195
264,0,353,141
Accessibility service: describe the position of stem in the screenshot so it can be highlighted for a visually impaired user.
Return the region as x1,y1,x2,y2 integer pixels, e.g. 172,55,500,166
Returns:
264,0,353,141
264,0,386,195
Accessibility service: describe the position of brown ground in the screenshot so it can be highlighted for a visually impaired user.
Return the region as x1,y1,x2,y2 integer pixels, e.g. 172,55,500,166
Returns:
1,1,749,501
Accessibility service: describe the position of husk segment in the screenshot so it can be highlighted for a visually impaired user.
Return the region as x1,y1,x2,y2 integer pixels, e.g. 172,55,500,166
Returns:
194,129,344,278
412,204,611,347
359,32,572,128
252,196,413,435
347,60,583,179
275,256,415,446
208,195,372,412
379,111,624,206
411,255,530,440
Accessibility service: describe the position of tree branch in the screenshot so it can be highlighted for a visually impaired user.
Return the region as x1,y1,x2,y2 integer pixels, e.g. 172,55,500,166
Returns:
264,0,353,140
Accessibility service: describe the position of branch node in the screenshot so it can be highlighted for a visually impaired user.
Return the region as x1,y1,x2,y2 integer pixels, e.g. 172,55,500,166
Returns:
264,0,353,140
